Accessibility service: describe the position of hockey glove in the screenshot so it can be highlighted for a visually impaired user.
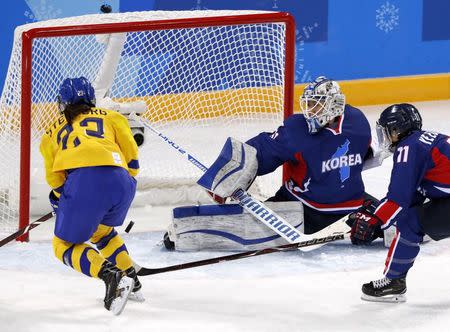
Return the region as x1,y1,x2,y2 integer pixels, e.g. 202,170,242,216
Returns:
349,200,384,245
49,190,60,214
197,137,258,202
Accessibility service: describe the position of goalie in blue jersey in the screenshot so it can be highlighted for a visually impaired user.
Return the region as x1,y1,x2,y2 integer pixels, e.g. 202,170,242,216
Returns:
40,77,143,315
244,76,379,234
349,103,450,303
180,76,385,251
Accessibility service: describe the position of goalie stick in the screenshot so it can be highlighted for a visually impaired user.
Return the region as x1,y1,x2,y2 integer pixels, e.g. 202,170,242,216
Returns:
0,212,53,247
129,112,312,249
135,232,347,276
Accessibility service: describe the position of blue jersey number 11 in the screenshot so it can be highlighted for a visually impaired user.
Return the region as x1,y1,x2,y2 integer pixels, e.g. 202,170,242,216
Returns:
396,146,409,163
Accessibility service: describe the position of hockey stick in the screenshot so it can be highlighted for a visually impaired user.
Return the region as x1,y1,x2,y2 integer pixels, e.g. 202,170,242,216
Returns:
0,212,54,247
135,232,347,276
130,112,309,246
299,213,351,252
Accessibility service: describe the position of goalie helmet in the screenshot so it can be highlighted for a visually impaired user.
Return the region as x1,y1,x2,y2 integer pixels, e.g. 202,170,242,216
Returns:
57,76,95,112
300,76,345,134
376,103,422,151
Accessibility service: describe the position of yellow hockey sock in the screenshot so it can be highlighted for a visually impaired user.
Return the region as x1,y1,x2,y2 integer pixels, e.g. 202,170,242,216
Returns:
90,224,133,271
53,236,105,278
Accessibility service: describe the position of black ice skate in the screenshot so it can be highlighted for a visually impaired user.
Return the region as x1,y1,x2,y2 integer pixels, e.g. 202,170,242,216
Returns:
125,266,145,302
361,277,406,303
99,262,135,315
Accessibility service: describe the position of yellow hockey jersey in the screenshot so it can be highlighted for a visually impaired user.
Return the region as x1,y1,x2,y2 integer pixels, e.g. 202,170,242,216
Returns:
40,107,139,190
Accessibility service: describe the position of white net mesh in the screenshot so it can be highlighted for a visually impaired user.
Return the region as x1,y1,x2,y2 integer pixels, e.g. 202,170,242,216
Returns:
0,10,292,234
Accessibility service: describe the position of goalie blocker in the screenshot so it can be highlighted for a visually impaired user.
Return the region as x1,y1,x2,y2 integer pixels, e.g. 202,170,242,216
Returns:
197,137,258,202
165,201,304,251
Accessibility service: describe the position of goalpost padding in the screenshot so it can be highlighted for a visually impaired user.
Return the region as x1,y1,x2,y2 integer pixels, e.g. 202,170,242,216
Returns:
0,10,295,239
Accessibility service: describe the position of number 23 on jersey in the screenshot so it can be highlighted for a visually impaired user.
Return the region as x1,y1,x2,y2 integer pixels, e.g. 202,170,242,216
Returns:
57,117,105,150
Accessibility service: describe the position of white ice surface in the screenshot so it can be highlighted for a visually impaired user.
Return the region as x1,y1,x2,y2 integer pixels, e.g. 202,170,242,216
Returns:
0,100,449,332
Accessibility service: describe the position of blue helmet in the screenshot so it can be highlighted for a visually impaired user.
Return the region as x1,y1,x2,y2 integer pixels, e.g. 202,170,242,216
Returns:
57,77,95,112
376,103,422,150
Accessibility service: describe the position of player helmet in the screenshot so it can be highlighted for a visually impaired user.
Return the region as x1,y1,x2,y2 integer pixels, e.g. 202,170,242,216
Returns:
300,76,345,134
376,103,422,151
57,77,95,113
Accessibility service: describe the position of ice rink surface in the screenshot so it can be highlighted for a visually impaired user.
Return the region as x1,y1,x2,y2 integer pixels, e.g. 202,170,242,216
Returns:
0,100,449,332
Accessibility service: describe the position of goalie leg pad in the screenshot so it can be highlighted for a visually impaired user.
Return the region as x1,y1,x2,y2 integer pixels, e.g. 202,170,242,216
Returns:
197,137,258,198
167,201,304,251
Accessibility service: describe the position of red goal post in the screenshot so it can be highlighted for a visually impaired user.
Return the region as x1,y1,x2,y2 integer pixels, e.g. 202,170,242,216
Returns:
3,10,296,241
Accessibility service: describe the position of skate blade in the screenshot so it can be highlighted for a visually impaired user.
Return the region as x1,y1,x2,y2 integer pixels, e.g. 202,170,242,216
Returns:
110,277,135,315
128,290,145,303
361,293,406,303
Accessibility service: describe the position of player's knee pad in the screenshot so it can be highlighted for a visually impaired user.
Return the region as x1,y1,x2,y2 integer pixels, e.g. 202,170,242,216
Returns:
52,235,73,263
53,235,106,277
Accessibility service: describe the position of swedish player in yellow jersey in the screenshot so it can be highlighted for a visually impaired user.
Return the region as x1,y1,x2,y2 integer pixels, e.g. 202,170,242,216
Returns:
40,77,142,315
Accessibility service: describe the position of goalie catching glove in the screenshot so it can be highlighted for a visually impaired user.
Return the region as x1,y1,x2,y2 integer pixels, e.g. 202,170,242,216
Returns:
197,137,258,203
348,199,384,245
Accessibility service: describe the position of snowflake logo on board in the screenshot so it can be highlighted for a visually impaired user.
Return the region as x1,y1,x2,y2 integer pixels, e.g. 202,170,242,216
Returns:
191,0,209,10
376,1,399,33
295,22,319,83
23,10,37,23
24,0,62,23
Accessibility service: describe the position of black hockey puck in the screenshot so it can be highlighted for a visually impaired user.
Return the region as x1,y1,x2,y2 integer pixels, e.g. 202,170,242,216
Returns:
125,220,135,233
100,4,112,13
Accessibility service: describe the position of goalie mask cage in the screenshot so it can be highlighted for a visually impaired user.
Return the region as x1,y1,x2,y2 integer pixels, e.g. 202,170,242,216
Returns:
0,10,295,241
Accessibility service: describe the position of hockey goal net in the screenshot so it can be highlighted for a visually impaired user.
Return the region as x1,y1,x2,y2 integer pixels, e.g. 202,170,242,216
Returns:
0,10,295,239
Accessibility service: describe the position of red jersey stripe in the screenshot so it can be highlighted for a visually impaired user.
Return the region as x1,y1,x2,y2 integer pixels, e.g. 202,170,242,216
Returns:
285,183,364,211
424,147,450,185
384,229,400,275
375,199,402,226
325,113,344,135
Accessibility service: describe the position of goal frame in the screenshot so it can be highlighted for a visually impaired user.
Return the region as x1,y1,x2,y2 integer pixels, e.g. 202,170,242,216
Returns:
18,12,296,241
